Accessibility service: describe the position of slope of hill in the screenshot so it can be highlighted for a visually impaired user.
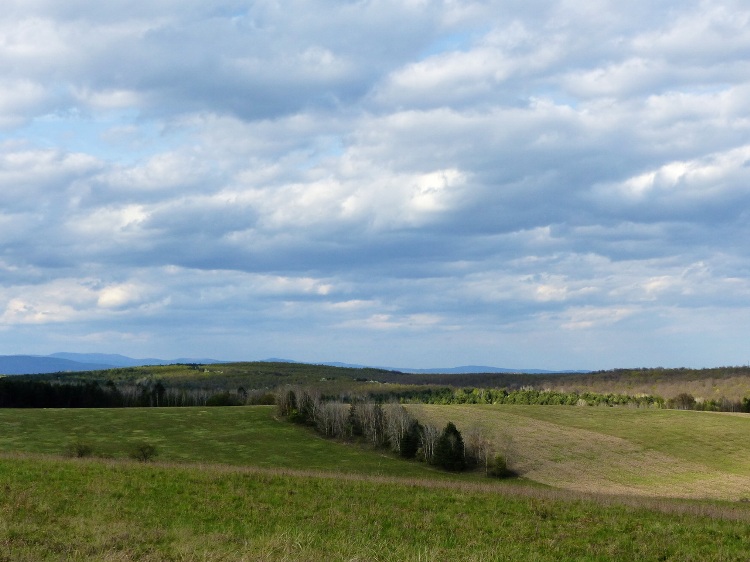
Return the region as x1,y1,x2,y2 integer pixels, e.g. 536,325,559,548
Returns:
408,404,750,500
6,357,750,405
2,404,750,501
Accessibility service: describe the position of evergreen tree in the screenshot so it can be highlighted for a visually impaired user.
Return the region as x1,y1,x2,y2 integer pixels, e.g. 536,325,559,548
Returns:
433,422,466,471
399,419,422,459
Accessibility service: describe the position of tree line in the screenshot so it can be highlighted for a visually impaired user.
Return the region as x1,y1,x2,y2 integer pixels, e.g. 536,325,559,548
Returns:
275,386,513,476
2,375,749,414
0,378,274,408
330,386,666,408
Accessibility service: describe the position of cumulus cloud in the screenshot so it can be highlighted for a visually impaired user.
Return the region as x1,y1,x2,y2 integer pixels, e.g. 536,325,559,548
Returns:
0,0,749,368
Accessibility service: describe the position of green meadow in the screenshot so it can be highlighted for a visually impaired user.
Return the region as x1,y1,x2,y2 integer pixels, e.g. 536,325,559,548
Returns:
4,454,750,561
2,404,750,560
0,406,446,478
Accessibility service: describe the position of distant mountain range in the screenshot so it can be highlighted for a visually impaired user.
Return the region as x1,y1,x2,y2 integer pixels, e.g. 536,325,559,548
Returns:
0,353,224,375
0,353,588,376
317,361,587,375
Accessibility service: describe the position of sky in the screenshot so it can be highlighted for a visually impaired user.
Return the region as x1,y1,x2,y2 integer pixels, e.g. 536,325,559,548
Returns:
1,0,750,370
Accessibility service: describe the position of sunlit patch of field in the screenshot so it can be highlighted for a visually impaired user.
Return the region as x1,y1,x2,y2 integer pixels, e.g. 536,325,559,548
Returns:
407,404,750,500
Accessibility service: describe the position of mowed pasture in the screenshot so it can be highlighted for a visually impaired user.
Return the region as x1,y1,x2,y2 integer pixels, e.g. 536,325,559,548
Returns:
408,404,750,500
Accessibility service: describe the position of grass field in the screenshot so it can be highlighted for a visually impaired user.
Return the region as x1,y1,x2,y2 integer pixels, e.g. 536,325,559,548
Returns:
408,404,750,500
3,454,750,561
0,406,453,479
4,404,750,498
3,404,750,560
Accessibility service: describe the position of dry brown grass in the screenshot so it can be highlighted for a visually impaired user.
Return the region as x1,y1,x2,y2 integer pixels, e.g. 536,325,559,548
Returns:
407,404,750,501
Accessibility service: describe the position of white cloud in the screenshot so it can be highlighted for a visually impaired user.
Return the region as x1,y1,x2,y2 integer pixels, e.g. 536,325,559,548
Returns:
1,297,77,324
73,88,143,110
592,144,750,212
558,306,637,330
339,312,445,331
0,1,749,368
97,283,142,308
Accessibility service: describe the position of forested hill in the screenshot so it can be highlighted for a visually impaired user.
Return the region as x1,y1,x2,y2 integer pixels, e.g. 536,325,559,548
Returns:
5,361,750,403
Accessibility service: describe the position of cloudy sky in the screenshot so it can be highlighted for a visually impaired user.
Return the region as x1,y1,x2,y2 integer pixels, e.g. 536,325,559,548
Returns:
1,0,749,370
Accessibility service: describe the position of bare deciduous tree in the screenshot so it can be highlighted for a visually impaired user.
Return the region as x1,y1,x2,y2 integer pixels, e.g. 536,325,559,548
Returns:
384,401,413,454
420,423,440,463
357,402,386,447
464,425,495,474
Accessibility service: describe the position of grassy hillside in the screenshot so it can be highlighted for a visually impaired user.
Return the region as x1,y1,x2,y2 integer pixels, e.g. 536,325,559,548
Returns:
408,404,750,500
4,403,750,500
3,405,750,559
4,454,750,561
0,406,447,479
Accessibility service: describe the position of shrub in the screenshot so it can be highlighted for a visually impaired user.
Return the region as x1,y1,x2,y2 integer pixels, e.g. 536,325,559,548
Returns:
206,392,241,406
669,393,696,410
247,391,276,405
130,442,158,462
66,440,93,458
487,454,516,478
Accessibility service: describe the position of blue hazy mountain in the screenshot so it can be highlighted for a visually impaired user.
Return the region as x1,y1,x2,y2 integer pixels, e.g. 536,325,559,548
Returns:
282,359,587,375
49,352,224,367
0,355,117,375
0,353,224,375
0,353,585,376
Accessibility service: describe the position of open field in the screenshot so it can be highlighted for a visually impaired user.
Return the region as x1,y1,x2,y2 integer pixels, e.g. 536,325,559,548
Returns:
3,404,750,559
4,404,750,499
3,454,750,561
0,406,451,479
408,404,750,500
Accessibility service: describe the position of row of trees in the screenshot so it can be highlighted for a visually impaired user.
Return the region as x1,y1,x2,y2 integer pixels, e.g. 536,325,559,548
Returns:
358,386,750,413
0,378,274,408
666,392,750,413
5,375,747,414
348,386,666,408
276,386,512,476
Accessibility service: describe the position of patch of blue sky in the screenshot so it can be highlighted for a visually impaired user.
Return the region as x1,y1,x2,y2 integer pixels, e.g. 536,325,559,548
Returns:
419,31,478,59
208,4,249,21
532,87,580,109
673,83,733,96
6,111,184,165
297,135,345,171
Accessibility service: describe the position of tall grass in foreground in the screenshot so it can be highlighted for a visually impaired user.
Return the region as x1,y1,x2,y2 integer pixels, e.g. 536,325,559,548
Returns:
2,454,750,561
